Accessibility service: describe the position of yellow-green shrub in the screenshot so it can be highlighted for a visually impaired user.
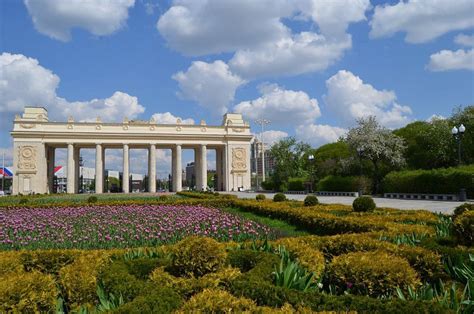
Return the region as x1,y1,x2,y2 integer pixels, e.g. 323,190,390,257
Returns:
151,266,240,297
170,236,227,277
0,271,58,313
326,251,420,297
453,210,474,246
20,249,79,275
59,250,113,308
0,251,23,276
176,289,257,313
301,234,386,257
273,238,325,277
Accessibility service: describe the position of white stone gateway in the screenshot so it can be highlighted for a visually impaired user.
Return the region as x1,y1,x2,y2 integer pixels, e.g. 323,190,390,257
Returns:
11,107,253,195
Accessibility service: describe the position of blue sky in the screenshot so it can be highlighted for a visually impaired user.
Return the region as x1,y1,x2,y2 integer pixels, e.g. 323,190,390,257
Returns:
1,0,473,174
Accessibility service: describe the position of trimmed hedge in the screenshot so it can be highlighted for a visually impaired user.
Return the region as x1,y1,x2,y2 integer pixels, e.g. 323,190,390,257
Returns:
317,175,371,193
382,165,474,198
352,196,376,212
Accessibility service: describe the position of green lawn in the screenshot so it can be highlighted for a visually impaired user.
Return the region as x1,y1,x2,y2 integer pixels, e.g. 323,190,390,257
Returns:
221,206,310,237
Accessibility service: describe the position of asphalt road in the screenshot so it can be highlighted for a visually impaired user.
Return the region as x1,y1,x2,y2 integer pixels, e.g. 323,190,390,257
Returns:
225,191,471,215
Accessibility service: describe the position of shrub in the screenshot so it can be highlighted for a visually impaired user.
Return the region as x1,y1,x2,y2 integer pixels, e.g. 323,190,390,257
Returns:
256,194,266,201
176,289,257,313
261,180,274,191
453,211,474,246
87,195,98,203
20,250,78,275
227,250,263,272
317,175,371,193
273,193,287,202
0,271,58,313
326,251,420,297
158,195,169,201
18,198,28,205
352,196,376,212
169,237,227,277
274,238,325,277
288,178,306,191
124,258,165,280
382,165,474,198
453,203,474,218
99,260,146,302
59,251,113,307
113,286,183,314
304,195,319,206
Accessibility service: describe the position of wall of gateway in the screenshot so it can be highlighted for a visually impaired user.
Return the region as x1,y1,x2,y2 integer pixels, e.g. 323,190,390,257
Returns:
10,107,253,195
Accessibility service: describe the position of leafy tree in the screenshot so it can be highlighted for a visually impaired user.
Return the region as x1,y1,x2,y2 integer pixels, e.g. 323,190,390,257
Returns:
346,117,406,193
449,105,474,165
269,137,311,191
394,119,455,169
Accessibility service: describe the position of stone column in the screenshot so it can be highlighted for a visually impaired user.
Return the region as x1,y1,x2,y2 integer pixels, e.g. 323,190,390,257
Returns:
148,144,156,193
74,147,80,193
172,144,182,192
195,147,201,190
222,145,228,191
215,148,222,191
123,144,129,193
47,146,55,193
67,143,75,194
95,144,103,194
200,144,207,191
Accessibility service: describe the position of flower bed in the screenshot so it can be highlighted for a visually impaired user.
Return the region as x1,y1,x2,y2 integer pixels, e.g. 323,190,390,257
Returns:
0,205,275,249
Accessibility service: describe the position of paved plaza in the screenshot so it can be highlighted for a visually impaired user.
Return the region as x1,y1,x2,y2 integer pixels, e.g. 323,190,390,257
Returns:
227,192,471,215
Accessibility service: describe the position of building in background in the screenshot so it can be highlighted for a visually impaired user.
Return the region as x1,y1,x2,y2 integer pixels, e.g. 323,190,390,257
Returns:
185,162,195,188
250,141,275,177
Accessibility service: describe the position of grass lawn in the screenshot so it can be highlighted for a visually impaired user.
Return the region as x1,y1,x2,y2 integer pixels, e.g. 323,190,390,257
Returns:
222,206,310,237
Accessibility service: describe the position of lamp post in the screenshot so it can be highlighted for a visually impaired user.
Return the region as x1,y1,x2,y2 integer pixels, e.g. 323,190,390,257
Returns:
452,124,466,165
308,154,315,193
356,147,364,196
255,118,271,183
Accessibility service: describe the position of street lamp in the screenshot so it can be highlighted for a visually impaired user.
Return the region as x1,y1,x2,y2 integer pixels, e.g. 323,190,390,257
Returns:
255,118,271,183
452,124,466,165
356,147,364,196
308,154,315,193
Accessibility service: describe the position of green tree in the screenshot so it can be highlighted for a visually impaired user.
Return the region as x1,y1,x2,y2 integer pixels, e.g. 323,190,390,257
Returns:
449,105,474,165
269,137,311,191
394,119,455,169
346,117,406,193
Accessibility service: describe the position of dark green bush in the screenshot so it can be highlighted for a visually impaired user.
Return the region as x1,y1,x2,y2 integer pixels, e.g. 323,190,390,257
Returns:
382,165,474,198
273,193,287,202
158,195,169,201
19,198,29,205
352,196,376,212
255,194,266,201
261,180,274,191
113,286,182,314
288,178,305,191
317,176,371,193
227,250,266,273
87,196,98,203
20,251,77,275
453,202,474,218
229,278,449,313
124,258,165,280
304,195,319,206
99,261,146,302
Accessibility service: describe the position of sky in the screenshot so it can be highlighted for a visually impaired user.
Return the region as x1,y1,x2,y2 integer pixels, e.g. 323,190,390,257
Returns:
1,0,473,177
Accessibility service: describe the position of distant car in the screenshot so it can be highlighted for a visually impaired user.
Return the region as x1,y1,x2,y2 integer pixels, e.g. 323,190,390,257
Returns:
0,190,5,196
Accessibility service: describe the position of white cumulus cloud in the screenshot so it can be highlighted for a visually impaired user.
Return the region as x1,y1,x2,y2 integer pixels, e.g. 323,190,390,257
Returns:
256,130,289,147
427,49,474,72
24,0,135,41
295,123,347,147
370,0,474,43
0,52,145,127
173,60,245,115
151,112,194,124
234,84,320,127
229,32,352,79
324,70,412,128
455,34,474,47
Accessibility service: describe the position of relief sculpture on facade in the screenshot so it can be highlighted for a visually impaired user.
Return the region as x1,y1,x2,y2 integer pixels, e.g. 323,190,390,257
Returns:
232,147,247,172
18,146,36,170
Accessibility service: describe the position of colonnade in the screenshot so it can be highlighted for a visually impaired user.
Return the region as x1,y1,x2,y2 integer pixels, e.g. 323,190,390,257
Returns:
47,143,222,194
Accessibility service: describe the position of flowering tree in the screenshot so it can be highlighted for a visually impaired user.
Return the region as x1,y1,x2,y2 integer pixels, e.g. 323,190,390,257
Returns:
346,116,406,193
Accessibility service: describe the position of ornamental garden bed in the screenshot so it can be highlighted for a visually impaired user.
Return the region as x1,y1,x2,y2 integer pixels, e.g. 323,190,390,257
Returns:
0,192,472,313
